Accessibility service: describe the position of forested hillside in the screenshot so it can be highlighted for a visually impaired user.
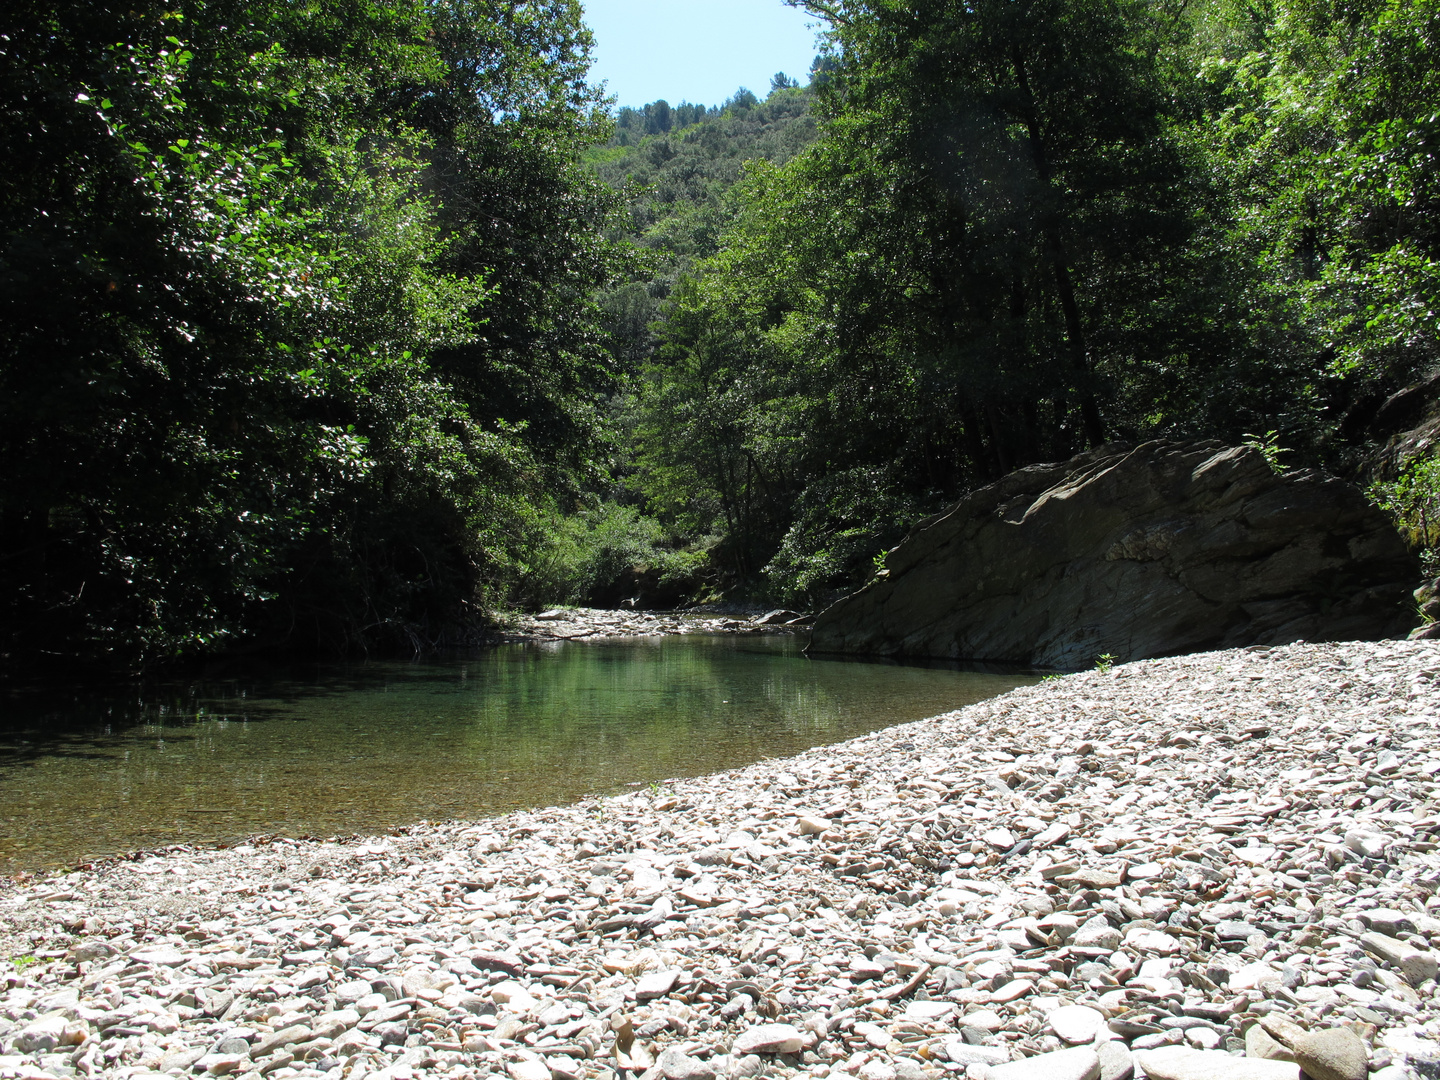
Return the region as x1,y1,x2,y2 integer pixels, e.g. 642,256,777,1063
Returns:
589,83,818,372
507,80,825,606
1,0,1435,672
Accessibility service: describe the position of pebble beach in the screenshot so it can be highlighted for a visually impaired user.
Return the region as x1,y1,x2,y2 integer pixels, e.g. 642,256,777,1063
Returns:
3,638,1439,1080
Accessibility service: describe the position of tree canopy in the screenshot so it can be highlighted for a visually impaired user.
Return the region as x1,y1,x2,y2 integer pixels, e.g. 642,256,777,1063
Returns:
0,0,616,670
3,0,1435,664
615,0,1440,606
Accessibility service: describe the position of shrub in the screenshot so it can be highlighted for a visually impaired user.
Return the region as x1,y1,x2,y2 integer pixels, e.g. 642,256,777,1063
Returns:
1370,455,1440,575
762,468,926,609
516,503,698,609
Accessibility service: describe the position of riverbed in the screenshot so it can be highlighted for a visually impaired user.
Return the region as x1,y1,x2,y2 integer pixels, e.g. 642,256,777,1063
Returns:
2,639,1436,1080
0,633,1034,873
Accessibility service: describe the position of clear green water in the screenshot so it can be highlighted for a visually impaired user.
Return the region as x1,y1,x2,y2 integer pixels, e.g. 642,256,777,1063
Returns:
0,635,1035,873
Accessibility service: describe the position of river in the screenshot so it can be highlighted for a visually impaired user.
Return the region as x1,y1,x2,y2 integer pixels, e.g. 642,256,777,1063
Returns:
0,634,1036,873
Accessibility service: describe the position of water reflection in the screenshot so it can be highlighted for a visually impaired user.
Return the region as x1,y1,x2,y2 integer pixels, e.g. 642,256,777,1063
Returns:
0,635,1036,872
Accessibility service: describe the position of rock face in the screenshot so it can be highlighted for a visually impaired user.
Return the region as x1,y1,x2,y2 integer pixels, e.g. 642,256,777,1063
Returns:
808,440,1417,667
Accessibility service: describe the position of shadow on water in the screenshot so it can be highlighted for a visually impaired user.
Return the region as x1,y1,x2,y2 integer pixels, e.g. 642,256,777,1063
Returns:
0,634,1039,874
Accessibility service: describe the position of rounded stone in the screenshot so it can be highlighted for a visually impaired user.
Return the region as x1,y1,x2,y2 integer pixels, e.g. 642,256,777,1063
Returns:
990,1045,1100,1080
961,1010,1005,1033
508,1058,553,1080
732,1023,805,1056
1291,1027,1369,1080
904,1001,957,1023
1134,1047,1299,1080
1048,1006,1107,1045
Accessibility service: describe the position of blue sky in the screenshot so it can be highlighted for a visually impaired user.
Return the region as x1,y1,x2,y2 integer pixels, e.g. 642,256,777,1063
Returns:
581,0,825,110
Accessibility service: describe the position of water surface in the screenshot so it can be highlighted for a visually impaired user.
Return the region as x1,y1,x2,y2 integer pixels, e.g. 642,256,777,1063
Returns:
0,634,1035,872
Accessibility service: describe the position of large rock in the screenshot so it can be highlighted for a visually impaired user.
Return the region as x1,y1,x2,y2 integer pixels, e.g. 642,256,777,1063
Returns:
990,1045,1100,1080
808,440,1416,667
1288,1027,1369,1080
1134,1047,1299,1080
731,1023,805,1055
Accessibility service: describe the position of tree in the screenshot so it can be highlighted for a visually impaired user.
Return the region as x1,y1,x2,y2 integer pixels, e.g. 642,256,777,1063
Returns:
0,0,616,671
1189,0,1440,453
587,84,818,371
796,0,1202,457
628,0,1206,600
726,87,761,111
407,0,620,480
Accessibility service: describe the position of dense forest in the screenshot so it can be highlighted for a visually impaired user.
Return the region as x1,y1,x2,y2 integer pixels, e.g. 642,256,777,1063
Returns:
1,0,1436,673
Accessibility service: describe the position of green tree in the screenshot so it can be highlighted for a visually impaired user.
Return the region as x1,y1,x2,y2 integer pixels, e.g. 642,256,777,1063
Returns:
792,0,1200,459
1188,0,1439,454
587,84,818,374
0,0,614,670
629,0,1199,600
410,0,620,481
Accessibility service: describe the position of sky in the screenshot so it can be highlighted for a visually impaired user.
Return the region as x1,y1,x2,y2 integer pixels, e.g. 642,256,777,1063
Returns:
581,0,825,110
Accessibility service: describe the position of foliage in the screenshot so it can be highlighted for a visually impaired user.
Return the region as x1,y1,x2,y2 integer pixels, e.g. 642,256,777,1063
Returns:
417,0,620,481
625,0,1203,600
581,84,828,600
1244,430,1291,473
0,0,615,671
762,469,923,607
611,100,714,144
1175,0,1440,460
587,85,819,374
516,502,700,608
1370,455,1440,566
616,0,1440,605
781,0,1199,458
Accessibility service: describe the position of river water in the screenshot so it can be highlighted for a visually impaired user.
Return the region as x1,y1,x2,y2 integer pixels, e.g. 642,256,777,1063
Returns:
0,634,1035,873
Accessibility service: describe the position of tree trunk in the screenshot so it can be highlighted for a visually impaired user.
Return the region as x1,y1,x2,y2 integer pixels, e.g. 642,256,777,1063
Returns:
959,396,995,480
986,402,1013,474
1011,47,1107,449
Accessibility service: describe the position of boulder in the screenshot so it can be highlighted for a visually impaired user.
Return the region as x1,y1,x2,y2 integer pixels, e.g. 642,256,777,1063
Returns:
808,440,1417,668
1288,1027,1369,1080
732,1023,805,1055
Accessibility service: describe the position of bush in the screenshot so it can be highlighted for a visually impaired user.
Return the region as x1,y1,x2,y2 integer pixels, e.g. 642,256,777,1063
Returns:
762,468,927,609
1370,455,1440,576
515,503,703,609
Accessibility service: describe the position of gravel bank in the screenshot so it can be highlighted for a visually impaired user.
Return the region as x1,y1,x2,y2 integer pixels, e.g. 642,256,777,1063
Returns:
2,639,1439,1080
502,608,807,644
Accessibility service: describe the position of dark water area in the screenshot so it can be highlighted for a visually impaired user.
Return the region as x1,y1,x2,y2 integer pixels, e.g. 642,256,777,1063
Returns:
0,634,1037,874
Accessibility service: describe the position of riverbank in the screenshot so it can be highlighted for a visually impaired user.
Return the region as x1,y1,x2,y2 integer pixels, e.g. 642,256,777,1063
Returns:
2,639,1438,1080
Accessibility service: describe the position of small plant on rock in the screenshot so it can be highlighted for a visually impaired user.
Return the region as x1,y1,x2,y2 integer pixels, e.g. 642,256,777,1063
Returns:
1243,430,1289,473
1095,653,1116,673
